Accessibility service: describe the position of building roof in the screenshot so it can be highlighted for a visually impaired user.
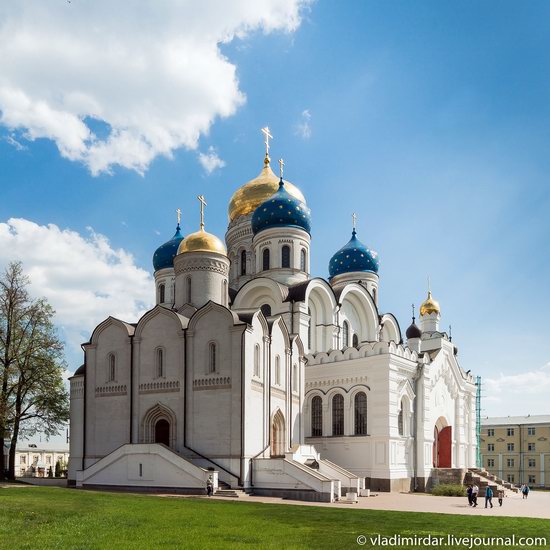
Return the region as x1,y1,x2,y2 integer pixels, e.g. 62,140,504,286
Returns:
481,415,550,426
16,440,69,452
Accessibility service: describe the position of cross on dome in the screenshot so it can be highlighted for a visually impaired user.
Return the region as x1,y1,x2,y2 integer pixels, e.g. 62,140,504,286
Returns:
278,158,284,179
176,207,181,227
197,195,207,230
261,126,273,165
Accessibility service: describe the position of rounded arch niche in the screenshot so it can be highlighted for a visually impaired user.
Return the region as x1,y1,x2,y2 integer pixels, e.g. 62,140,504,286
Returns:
141,403,177,449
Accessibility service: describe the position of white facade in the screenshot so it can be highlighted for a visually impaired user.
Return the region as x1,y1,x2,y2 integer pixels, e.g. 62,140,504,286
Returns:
69,155,477,499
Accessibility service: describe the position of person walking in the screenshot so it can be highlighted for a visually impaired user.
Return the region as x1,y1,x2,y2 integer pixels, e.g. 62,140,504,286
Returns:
472,484,479,507
206,475,214,497
497,489,504,506
522,484,530,499
467,485,473,506
485,486,494,508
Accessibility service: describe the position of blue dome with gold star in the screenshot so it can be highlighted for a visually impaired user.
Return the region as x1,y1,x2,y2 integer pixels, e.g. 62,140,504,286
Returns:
328,229,379,279
251,179,311,236
153,225,184,271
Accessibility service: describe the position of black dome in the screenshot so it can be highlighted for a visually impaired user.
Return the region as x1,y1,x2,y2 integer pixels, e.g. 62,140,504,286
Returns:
406,321,422,340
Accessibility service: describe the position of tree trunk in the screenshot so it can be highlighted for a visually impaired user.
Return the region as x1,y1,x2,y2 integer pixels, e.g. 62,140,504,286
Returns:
8,418,19,481
0,433,5,480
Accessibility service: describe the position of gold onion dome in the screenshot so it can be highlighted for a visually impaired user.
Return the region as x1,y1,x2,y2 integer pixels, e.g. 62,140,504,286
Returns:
420,291,441,316
177,228,227,256
228,157,306,222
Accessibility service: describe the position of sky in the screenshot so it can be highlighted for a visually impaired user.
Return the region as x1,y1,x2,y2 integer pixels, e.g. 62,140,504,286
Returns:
1,0,550,428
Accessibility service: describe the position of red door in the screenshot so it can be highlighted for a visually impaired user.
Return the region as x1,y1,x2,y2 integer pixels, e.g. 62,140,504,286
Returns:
438,426,452,468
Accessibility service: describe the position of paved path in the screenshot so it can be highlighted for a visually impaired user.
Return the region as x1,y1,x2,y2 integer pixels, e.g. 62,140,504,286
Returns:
161,490,550,519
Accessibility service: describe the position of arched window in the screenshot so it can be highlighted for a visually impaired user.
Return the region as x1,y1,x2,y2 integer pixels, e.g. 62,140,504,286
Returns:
108,353,116,382
240,250,247,276
292,364,297,392
208,342,216,374
186,277,192,304
352,333,359,347
332,394,344,436
372,287,377,304
159,283,165,303
354,392,367,435
222,280,227,306
156,348,164,378
262,248,270,271
342,321,349,348
311,396,322,436
260,304,271,317
281,245,290,268
275,355,281,385
254,344,260,377
398,402,404,436
308,307,312,350
300,249,307,272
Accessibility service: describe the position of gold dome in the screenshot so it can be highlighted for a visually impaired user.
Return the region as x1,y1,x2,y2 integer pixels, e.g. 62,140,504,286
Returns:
228,159,306,222
177,228,227,255
420,291,441,316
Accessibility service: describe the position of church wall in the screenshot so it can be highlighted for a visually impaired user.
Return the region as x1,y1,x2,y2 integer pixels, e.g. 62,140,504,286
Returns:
85,324,131,466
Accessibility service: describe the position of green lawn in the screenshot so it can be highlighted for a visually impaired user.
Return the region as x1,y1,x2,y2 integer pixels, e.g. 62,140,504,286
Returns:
0,487,548,549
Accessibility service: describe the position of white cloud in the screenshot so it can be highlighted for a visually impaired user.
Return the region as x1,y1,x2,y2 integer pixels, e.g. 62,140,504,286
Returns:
198,146,226,174
483,363,550,416
0,1,309,175
3,134,27,151
294,109,312,139
0,218,154,356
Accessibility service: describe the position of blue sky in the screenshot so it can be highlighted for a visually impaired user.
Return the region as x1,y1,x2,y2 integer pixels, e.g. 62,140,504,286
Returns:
1,0,549,419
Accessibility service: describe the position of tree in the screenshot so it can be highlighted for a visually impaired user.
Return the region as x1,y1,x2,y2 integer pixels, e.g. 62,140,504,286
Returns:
55,459,61,478
0,262,69,480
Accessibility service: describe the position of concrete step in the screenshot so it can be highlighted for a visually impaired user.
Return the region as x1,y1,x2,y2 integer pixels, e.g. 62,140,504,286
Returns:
214,489,250,498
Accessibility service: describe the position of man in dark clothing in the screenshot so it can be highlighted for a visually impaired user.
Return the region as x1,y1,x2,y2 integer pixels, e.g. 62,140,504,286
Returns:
485,486,494,508
466,485,473,506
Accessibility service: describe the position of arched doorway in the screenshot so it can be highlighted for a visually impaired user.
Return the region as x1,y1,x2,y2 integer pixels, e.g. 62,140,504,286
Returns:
271,410,286,457
433,417,452,468
155,419,170,446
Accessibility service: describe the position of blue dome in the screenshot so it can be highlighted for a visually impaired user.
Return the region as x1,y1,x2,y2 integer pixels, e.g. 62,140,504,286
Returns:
328,229,380,279
153,225,184,271
251,180,311,236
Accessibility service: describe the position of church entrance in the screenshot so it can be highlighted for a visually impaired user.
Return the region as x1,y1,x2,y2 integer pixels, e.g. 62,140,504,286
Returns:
433,418,452,468
271,410,286,457
155,419,170,446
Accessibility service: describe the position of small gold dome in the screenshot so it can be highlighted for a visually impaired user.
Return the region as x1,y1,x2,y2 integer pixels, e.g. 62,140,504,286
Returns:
177,229,227,255
420,291,441,316
228,159,306,222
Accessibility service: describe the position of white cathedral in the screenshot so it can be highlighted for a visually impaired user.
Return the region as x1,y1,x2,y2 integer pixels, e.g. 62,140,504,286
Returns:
68,133,477,501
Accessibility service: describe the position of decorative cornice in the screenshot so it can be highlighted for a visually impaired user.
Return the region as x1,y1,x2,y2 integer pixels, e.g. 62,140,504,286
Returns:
95,384,127,397
139,380,180,394
193,376,231,391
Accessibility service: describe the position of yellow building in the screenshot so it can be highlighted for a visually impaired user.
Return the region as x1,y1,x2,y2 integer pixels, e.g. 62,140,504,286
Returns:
480,415,550,488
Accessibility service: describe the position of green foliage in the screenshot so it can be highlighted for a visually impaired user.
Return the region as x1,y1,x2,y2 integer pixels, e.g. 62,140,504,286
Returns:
431,484,467,497
54,460,61,478
0,488,548,550
47,466,53,478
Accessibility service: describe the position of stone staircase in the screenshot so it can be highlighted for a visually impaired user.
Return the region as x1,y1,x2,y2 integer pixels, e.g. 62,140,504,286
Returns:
214,480,251,499
465,468,519,497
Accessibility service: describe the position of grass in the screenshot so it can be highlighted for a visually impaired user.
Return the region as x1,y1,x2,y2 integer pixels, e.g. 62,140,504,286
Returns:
0,487,548,549
431,484,467,497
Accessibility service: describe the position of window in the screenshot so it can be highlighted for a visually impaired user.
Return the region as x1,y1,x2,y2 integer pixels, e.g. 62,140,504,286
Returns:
46,456,51,465
528,427,536,436
275,355,281,386
354,392,367,435
260,304,272,317
159,283,165,303
332,394,344,436
307,308,312,350
300,249,307,272
186,277,192,303
281,245,290,268
292,364,297,392
507,443,514,452
222,280,227,306
507,428,514,437
507,474,515,483
156,348,164,378
311,396,322,436
507,458,514,468
487,458,495,468
528,459,536,468
487,444,495,452
240,250,247,276
528,443,535,452
352,333,359,347
342,321,349,348
33,455,39,464
372,287,377,304
108,353,116,382
20,455,26,465
262,248,270,271
528,475,536,484
398,407,404,436
254,344,260,377
208,343,216,374
487,428,495,437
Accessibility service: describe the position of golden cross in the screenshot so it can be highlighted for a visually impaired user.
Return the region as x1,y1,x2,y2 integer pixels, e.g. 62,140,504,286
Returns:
176,208,181,226
427,275,431,294
261,126,273,156
352,212,357,231
197,195,207,230
278,158,284,179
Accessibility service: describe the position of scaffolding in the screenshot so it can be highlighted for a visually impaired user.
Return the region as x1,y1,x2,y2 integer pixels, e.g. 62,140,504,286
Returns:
475,376,482,467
